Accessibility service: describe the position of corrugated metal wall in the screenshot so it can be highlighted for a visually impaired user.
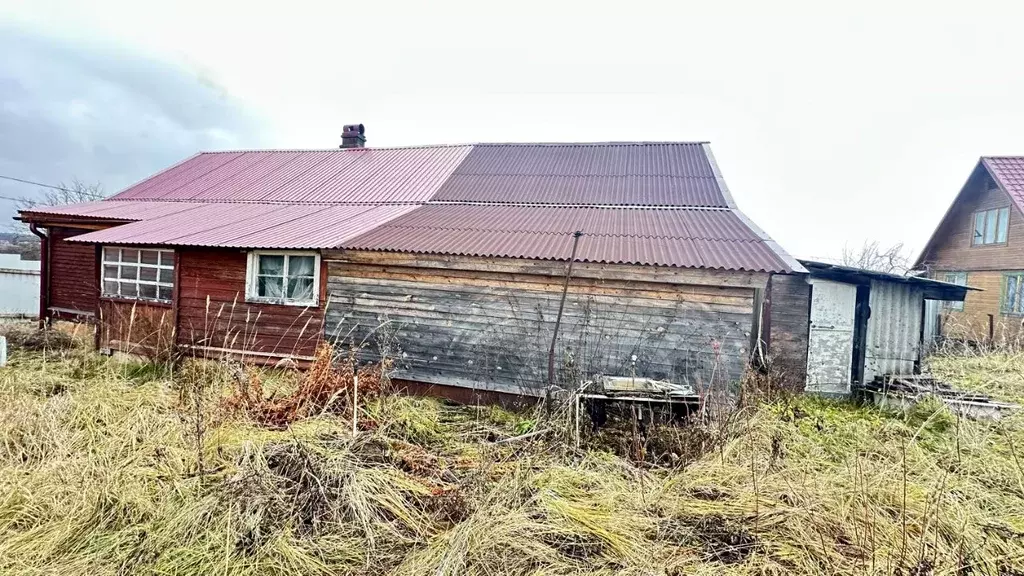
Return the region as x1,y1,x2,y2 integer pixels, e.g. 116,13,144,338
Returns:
0,254,40,318
864,280,924,382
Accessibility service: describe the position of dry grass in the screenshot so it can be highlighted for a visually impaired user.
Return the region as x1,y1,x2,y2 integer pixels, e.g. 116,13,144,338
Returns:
1,344,1023,575
929,351,1024,405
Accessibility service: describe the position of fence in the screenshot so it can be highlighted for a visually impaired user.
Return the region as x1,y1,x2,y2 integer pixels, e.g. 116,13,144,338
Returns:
0,254,41,318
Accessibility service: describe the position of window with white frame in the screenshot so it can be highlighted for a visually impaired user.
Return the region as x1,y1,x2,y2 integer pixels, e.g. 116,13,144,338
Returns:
245,251,319,305
102,247,174,302
1003,272,1024,316
972,207,1010,246
941,271,967,311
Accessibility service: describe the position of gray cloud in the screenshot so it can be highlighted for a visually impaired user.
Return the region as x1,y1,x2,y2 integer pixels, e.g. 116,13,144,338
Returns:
0,25,269,222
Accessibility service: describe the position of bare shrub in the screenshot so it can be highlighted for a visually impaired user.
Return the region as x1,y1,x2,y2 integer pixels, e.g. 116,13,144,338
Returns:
176,358,227,481
224,342,393,428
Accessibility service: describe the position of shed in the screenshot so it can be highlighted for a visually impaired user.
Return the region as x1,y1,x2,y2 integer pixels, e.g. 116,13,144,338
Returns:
765,261,975,395
16,138,802,403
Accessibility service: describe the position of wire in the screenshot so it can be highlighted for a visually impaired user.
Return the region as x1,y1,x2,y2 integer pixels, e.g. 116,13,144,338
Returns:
0,174,104,199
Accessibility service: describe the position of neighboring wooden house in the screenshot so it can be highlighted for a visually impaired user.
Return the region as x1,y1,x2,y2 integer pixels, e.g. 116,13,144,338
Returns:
18,131,804,401
914,157,1024,342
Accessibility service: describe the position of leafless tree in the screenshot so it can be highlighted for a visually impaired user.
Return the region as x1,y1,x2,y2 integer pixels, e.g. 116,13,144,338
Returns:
839,240,912,275
15,178,105,211
3,178,105,256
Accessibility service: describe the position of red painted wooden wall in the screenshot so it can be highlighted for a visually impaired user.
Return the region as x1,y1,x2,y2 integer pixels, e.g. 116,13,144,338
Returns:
175,248,324,359
48,226,99,317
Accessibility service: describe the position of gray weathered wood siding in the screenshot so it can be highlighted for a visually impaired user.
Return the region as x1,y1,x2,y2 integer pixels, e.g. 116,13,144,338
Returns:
323,251,763,397
765,273,811,392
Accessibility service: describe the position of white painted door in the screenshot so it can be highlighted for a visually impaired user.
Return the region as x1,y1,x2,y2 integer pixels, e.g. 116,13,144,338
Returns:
805,279,857,395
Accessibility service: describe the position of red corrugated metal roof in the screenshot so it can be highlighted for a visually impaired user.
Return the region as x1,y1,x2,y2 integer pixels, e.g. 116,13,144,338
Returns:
432,143,726,206
982,156,1024,214
25,141,799,273
110,146,472,203
69,203,419,249
343,205,789,272
20,200,207,221
354,204,760,240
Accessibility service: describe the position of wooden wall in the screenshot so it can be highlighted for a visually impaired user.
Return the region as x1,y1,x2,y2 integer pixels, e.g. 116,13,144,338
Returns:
99,299,175,358
48,226,98,318
323,250,763,398
764,273,811,392
922,178,1024,272
919,171,1024,343
175,248,324,360
932,270,1024,341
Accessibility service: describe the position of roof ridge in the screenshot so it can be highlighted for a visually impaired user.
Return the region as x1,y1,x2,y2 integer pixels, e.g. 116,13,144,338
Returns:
75,197,736,210
450,173,719,179
197,144,474,154
193,141,710,154
473,141,710,147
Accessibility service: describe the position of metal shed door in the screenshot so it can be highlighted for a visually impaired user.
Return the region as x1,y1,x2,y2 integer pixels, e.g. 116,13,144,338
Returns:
805,279,857,395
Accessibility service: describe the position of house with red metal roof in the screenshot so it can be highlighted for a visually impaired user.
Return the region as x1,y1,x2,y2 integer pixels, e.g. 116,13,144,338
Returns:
18,126,806,400
914,157,1024,343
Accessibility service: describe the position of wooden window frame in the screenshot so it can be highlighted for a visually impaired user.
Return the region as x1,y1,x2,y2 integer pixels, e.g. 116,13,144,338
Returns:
971,206,1011,247
101,247,175,303
1001,271,1024,317
244,250,320,307
940,271,967,311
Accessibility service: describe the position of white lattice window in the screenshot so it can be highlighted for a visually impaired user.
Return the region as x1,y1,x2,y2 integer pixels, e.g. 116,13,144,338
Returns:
245,251,320,306
102,247,174,302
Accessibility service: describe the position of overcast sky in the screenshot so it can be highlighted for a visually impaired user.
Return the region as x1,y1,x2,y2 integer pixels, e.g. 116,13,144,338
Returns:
3,1,1024,260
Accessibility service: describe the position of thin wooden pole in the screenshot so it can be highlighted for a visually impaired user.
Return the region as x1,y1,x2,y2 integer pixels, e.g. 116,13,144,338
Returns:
547,231,584,410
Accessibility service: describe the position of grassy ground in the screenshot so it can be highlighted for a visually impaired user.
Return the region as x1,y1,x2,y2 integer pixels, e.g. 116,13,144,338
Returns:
1,339,1023,575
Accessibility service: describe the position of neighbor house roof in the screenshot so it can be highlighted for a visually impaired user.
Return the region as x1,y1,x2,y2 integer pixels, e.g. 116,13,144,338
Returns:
981,156,1024,213
19,142,800,273
913,156,1024,269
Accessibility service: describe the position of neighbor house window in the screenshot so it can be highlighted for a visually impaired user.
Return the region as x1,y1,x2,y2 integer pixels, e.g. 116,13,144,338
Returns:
102,247,174,302
941,271,967,311
972,207,1010,245
1003,272,1024,316
245,251,319,305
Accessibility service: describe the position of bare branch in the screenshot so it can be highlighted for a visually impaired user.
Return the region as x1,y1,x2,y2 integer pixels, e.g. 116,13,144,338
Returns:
839,240,912,276
15,178,105,211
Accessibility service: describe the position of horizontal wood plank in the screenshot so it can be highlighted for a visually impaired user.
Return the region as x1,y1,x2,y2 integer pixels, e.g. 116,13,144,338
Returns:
324,250,770,288
326,255,757,395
